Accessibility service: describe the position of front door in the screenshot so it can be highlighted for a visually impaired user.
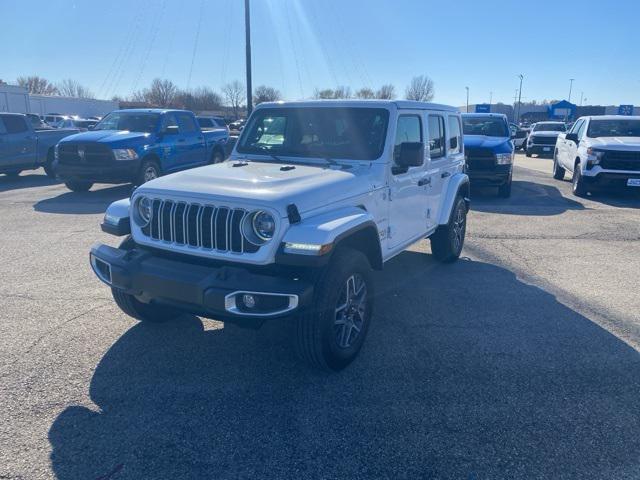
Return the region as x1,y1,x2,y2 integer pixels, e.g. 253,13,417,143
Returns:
387,113,430,250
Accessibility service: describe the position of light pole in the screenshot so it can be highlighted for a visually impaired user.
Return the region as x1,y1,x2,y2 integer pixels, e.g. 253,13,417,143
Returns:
579,91,584,106
568,78,574,103
516,74,524,125
489,91,493,105
244,0,253,116
465,87,469,112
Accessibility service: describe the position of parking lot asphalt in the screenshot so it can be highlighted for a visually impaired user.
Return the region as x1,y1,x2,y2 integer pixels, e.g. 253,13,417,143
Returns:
1,153,640,479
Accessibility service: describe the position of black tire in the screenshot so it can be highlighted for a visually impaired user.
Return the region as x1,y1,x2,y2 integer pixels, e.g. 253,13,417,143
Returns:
525,151,532,157
552,152,565,180
138,159,161,185
294,247,374,371
64,179,93,192
112,288,182,323
44,149,56,178
210,149,225,164
430,195,467,263
572,162,588,197
498,178,512,198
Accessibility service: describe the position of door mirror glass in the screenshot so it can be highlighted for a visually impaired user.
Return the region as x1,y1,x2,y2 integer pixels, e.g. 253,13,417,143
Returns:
396,142,424,169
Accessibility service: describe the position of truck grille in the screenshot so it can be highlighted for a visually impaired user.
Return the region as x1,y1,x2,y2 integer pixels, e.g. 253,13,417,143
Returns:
530,135,557,145
141,200,259,254
600,151,640,172
58,143,113,165
465,147,495,170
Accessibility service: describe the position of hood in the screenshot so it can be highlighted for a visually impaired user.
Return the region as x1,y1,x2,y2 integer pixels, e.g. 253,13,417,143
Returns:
137,160,376,217
59,130,152,144
590,137,640,150
530,131,562,137
463,135,511,149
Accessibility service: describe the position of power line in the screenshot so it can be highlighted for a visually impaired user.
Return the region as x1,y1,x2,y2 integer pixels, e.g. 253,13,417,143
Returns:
285,0,305,98
187,0,206,90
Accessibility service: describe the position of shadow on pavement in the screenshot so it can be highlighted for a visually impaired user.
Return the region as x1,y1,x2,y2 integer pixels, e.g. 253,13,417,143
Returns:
48,250,640,479
33,184,132,215
0,171,60,193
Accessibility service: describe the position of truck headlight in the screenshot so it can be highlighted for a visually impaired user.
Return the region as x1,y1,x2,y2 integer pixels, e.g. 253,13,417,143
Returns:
496,153,513,165
586,148,605,169
134,196,152,226
113,148,139,161
243,210,276,244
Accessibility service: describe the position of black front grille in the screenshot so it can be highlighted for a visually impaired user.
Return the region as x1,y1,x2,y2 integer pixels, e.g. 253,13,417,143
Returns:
600,150,640,171
465,147,495,170
143,199,259,254
58,143,113,165
530,135,557,145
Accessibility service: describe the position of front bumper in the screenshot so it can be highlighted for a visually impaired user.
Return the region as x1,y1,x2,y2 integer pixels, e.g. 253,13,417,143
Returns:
582,171,640,189
526,145,555,156
54,159,140,183
90,243,314,324
468,164,512,186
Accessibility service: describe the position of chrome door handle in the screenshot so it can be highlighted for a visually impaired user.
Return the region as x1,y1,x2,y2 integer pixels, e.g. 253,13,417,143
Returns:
441,171,451,178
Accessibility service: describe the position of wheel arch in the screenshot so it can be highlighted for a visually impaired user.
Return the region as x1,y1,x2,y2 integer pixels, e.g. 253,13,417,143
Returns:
437,173,470,225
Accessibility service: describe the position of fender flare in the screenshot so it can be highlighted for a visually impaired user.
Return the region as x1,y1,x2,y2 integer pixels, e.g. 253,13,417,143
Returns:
437,173,470,225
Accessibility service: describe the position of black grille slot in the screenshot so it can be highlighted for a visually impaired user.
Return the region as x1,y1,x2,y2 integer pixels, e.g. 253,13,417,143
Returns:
58,143,113,165
161,201,173,241
201,206,214,248
186,205,200,246
215,208,229,251
530,136,557,145
600,151,640,171
465,147,495,171
174,203,186,244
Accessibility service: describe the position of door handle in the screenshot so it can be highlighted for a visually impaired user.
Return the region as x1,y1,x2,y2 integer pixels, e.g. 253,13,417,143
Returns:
418,177,431,187
441,171,451,178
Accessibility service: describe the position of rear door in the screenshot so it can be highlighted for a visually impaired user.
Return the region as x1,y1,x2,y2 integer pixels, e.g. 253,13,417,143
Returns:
176,112,207,167
0,114,36,169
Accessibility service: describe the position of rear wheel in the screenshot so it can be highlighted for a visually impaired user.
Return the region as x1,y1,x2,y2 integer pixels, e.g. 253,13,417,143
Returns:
44,149,56,178
112,288,182,323
294,247,374,371
138,159,161,185
430,195,467,262
572,162,588,197
64,179,93,192
552,152,566,180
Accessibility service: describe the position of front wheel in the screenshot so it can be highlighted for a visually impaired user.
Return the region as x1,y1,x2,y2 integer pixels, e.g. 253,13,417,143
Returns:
64,179,93,192
572,163,588,197
294,247,374,371
552,153,566,180
44,150,56,178
138,160,161,185
430,195,467,263
112,288,182,323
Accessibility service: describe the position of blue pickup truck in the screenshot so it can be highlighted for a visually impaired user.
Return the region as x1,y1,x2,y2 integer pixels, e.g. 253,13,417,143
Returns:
462,113,515,197
54,109,229,192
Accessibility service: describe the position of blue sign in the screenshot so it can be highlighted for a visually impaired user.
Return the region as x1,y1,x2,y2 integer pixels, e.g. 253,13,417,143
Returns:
475,104,491,113
618,105,634,116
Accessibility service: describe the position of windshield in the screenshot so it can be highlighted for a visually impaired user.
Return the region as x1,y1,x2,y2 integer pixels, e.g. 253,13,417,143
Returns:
94,112,160,133
462,117,509,137
237,107,389,160
533,123,566,132
74,120,97,128
587,119,640,138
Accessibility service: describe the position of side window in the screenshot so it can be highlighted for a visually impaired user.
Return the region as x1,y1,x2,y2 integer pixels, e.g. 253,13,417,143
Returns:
2,115,28,134
197,118,213,128
428,115,446,159
447,116,462,155
393,115,422,171
569,119,583,134
176,113,198,134
576,120,587,138
161,113,179,134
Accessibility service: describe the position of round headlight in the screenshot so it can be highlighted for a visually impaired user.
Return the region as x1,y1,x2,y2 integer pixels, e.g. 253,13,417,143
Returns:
136,196,152,226
252,210,276,241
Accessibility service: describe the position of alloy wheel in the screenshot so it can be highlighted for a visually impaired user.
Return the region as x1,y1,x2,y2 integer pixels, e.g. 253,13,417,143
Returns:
334,274,367,349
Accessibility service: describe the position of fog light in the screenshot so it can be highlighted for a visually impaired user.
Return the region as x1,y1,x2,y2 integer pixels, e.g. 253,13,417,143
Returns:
242,294,256,309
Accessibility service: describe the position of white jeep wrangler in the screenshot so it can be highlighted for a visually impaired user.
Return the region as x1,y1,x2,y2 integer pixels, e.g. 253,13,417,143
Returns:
90,100,470,370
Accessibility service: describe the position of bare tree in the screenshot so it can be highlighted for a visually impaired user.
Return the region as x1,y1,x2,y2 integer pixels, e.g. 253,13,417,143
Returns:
333,86,351,99
222,80,246,119
57,79,94,98
16,75,58,95
405,75,435,102
253,85,282,105
355,87,375,99
313,86,351,99
376,84,396,99
146,78,178,107
175,87,223,112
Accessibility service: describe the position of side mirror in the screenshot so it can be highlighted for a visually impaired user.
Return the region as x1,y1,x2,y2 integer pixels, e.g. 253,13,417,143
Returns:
162,125,179,136
450,136,458,150
566,132,579,143
396,142,424,169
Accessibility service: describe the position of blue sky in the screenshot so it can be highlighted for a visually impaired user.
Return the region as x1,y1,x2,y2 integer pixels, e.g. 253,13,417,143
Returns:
1,0,639,106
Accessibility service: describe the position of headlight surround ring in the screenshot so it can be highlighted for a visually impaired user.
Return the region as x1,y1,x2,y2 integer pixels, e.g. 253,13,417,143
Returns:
134,196,152,227
242,210,276,245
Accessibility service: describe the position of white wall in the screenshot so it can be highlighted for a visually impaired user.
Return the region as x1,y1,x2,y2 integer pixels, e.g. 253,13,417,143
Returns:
28,95,118,117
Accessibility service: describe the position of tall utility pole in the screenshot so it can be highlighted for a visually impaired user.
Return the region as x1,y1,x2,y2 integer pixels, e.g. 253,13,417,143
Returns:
244,0,253,116
568,78,574,103
516,74,524,125
465,86,469,112
579,91,584,106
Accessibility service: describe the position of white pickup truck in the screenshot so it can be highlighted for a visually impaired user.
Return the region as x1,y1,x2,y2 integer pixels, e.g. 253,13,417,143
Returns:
90,100,470,370
553,115,640,196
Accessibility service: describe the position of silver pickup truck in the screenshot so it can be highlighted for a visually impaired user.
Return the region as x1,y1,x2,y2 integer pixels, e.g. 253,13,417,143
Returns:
0,113,78,178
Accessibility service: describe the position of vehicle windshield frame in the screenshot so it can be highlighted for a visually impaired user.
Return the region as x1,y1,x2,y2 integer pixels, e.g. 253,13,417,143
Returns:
587,119,640,138
236,106,390,162
94,111,161,133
